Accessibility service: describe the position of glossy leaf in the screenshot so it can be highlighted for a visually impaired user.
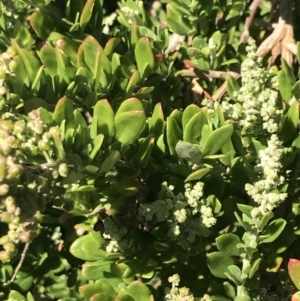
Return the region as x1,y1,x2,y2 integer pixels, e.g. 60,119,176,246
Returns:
82,260,112,280
202,125,234,156
184,111,207,144
185,167,211,182
115,111,146,144
39,45,57,77
182,104,201,131
126,281,154,301
292,292,300,301
259,218,286,244
79,282,116,299
280,100,299,143
175,141,203,163
279,69,293,102
30,11,56,40
116,98,144,116
104,37,121,56
11,39,42,84
91,293,114,301
99,150,121,173
89,134,105,161
70,234,105,261
289,259,300,290
91,99,115,140
207,252,235,279
126,70,140,93
80,0,95,30
216,234,240,256
226,75,240,99
8,291,26,300
149,103,165,138
135,135,155,168
166,117,182,156
134,37,155,79
53,96,75,130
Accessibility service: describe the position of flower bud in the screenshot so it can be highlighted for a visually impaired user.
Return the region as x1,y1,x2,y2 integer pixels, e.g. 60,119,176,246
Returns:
0,235,9,245
4,242,15,253
13,120,25,134
52,170,59,179
0,251,10,263
19,231,31,243
0,183,9,196
58,163,68,177
6,47,16,57
8,60,17,72
7,164,23,180
0,165,7,181
38,140,49,151
0,120,13,132
0,212,13,223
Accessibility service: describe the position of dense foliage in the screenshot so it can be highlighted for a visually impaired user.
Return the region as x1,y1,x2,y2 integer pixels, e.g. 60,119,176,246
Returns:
1,0,300,300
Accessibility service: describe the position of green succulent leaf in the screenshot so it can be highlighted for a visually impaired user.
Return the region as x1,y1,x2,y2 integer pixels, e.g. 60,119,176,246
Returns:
259,218,286,244
167,116,183,156
216,234,241,256
53,96,75,130
79,282,116,299
116,98,144,116
289,259,300,291
207,252,235,279
70,234,106,261
115,111,146,144
183,111,207,144
80,0,95,30
182,104,201,131
91,99,115,140
175,141,203,163
134,37,155,79
202,125,234,156
185,167,211,182
126,281,154,301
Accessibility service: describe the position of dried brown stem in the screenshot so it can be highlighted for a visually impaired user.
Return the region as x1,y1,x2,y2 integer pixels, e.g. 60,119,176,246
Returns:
179,69,240,80
256,0,296,66
240,0,264,43
10,242,30,283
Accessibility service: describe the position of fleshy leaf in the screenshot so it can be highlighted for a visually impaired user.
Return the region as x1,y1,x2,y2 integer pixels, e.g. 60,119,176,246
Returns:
207,252,235,279
216,234,241,256
202,125,234,156
116,98,144,116
91,99,115,140
53,96,75,130
175,141,203,164
149,103,165,138
166,117,182,156
80,0,95,30
289,259,300,290
134,37,155,79
115,111,146,144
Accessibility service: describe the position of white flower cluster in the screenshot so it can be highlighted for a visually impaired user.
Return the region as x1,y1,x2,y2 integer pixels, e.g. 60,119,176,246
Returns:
120,6,139,24
165,274,195,301
102,12,117,34
245,134,287,217
0,47,17,111
139,181,217,249
102,218,128,253
221,38,281,134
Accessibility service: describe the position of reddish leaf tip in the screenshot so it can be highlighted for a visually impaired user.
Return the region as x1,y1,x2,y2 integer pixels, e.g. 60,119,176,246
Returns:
183,59,196,68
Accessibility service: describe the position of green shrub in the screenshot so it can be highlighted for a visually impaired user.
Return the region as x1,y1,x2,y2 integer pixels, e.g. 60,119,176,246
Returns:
1,1,300,301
